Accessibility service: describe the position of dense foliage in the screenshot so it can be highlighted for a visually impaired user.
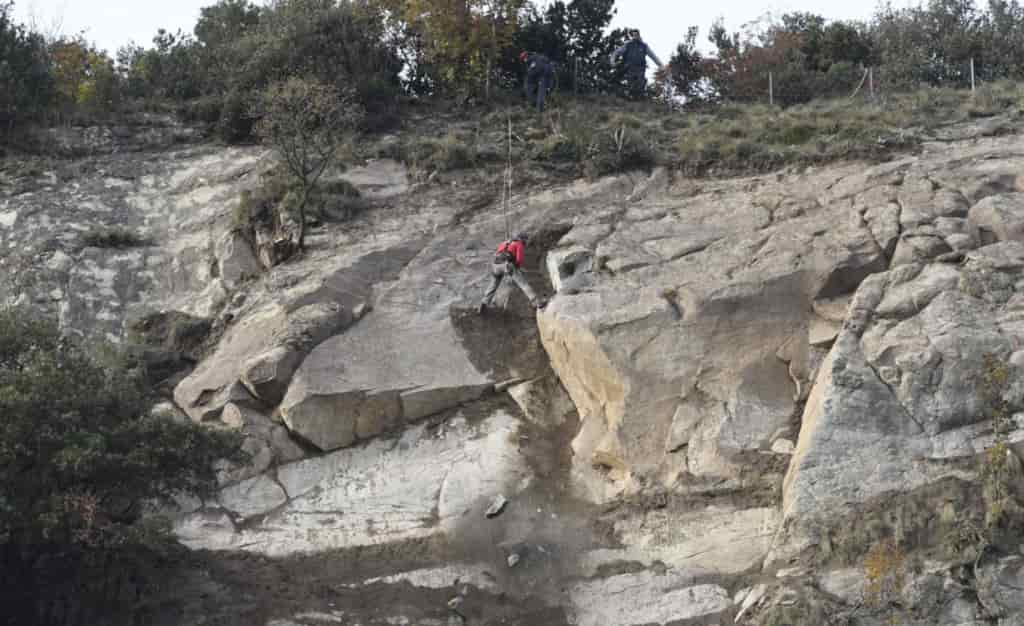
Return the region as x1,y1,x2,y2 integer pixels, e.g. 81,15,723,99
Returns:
672,0,1024,106
0,1,52,130
7,0,1024,140
0,310,243,626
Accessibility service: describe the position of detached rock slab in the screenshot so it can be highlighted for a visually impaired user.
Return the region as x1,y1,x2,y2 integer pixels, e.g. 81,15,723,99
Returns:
280,312,491,451
569,572,730,626
177,411,529,556
174,302,350,422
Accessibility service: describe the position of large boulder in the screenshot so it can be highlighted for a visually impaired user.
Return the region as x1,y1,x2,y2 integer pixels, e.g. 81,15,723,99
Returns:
538,168,889,502
969,193,1024,246
774,242,1024,564
279,308,492,451
174,302,350,422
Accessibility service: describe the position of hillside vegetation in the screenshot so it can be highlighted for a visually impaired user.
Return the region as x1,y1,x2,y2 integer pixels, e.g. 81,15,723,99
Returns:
6,0,1024,624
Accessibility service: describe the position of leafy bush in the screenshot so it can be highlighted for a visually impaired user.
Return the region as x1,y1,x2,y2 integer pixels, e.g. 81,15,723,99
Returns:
584,125,657,178
233,172,291,232
399,132,479,171
308,178,368,222
81,227,152,249
216,89,255,143
0,2,53,129
0,309,243,625
179,94,223,125
236,0,401,120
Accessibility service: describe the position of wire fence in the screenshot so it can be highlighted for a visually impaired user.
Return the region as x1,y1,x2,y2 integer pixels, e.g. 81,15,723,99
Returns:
539,54,1004,112
688,57,997,110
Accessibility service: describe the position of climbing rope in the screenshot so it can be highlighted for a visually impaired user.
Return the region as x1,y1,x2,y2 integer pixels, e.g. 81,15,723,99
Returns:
503,114,513,242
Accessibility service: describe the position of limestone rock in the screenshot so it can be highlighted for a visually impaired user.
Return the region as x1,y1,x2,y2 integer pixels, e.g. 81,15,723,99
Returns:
569,573,730,626
547,246,594,293
978,556,1024,618
581,505,780,576
771,439,795,455
969,193,1024,245
241,346,304,406
216,230,262,288
181,411,529,555
898,176,969,229
280,305,491,452
864,203,901,258
506,375,576,428
174,302,349,423
335,159,409,199
892,230,953,266
218,474,288,520
774,243,1024,564
217,404,307,484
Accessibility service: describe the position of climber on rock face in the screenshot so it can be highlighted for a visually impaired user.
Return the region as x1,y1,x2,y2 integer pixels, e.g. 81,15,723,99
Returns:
480,232,546,314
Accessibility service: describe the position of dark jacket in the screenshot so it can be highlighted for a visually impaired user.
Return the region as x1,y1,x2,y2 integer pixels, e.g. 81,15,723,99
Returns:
611,39,663,69
525,53,555,79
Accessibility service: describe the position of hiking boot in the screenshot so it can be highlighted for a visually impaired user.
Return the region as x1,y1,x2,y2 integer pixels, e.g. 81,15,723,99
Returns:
478,302,487,315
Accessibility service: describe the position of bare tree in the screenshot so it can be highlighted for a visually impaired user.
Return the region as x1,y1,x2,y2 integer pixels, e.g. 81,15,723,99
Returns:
253,78,362,252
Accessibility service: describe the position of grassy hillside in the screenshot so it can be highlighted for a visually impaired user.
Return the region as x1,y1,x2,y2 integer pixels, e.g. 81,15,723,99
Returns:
363,82,1024,182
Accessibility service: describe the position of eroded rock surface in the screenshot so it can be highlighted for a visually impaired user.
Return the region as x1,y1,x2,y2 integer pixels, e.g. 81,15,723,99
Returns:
774,242,1024,563
13,117,1024,626
176,409,530,555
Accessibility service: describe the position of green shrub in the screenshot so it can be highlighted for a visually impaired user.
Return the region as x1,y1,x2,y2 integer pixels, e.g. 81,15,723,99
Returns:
180,94,223,125
81,227,152,249
310,179,368,222
0,4,53,130
401,132,478,171
583,126,657,178
233,173,291,232
0,309,244,625
217,89,255,144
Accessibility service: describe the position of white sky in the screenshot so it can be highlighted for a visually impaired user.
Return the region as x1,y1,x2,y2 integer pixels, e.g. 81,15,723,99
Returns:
13,0,898,59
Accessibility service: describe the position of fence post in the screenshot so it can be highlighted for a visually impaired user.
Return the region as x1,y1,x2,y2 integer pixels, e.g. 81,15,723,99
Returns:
971,57,976,94
869,67,874,100
769,72,774,106
574,58,579,95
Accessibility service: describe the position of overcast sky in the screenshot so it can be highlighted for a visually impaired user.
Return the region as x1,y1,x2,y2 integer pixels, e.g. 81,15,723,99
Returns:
12,0,900,60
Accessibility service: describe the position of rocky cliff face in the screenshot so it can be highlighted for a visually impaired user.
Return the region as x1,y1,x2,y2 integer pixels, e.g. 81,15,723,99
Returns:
7,118,1024,625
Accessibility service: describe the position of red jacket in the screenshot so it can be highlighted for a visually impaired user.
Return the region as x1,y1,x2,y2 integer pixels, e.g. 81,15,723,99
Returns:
496,240,525,267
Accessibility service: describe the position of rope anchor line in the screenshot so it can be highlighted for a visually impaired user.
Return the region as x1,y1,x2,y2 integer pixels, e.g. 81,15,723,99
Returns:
503,114,513,242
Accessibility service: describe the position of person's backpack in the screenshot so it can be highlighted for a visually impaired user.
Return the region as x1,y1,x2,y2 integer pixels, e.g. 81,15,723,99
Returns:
623,40,647,68
495,241,517,266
